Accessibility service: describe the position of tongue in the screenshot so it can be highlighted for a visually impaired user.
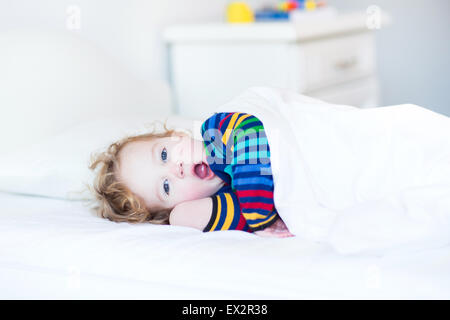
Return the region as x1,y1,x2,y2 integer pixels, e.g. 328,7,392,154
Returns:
194,163,208,179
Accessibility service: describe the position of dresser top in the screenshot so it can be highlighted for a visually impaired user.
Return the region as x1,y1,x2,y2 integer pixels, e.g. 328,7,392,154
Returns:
163,11,391,43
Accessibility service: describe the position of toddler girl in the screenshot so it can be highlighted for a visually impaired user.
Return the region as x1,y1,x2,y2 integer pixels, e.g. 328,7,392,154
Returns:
89,112,293,238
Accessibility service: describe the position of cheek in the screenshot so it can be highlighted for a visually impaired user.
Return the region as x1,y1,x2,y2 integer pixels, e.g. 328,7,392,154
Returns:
177,180,210,200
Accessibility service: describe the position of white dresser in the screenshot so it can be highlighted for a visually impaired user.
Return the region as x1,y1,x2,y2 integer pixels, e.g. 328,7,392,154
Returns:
164,12,390,119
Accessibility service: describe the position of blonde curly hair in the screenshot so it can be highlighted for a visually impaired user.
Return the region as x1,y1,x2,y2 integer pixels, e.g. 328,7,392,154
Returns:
87,122,183,225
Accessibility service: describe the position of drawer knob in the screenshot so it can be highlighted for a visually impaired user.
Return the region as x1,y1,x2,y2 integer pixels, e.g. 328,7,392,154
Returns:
335,57,358,70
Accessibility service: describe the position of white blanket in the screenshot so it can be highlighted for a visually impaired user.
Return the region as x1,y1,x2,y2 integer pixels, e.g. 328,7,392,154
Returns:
215,86,450,255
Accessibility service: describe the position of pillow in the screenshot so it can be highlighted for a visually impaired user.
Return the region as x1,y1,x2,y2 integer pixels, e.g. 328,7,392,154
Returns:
0,114,201,200
0,29,173,155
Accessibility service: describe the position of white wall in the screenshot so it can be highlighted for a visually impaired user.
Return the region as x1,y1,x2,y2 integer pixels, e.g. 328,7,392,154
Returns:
1,0,447,116
327,0,450,116
0,0,271,84
0,0,271,152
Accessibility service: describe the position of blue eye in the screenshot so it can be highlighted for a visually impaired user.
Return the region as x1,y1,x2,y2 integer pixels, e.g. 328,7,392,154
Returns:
161,147,168,162
163,179,170,195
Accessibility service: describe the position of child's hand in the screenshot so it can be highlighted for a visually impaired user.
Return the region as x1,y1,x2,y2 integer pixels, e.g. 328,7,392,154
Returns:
253,217,294,238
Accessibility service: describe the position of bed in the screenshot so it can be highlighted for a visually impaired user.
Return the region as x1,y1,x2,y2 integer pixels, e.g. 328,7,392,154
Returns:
1,190,450,299
1,29,449,300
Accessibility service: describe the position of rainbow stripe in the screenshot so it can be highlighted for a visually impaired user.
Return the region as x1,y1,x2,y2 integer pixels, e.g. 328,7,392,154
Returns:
201,112,279,232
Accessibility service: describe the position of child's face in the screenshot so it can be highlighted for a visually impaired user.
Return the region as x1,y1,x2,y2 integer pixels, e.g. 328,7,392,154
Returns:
116,133,224,211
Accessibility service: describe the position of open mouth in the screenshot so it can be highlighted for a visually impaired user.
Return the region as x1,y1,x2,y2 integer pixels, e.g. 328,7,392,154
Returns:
192,162,214,180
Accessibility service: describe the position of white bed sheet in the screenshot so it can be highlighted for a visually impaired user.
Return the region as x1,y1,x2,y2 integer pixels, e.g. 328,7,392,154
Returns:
1,191,449,299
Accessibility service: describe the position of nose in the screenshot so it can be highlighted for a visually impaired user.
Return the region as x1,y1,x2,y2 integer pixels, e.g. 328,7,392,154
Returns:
170,160,184,179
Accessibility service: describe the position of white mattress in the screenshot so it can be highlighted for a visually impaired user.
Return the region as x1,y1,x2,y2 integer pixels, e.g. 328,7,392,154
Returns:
1,191,449,299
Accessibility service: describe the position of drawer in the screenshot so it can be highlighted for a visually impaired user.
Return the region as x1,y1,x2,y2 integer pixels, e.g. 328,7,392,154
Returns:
305,76,380,108
299,33,376,92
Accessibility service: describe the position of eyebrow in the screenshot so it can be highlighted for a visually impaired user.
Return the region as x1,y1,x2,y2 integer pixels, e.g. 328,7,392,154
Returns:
151,141,157,163
152,142,165,204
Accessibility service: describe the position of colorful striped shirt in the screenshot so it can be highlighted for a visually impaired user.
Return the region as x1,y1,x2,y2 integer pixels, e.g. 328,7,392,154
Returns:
201,112,279,232
203,183,252,233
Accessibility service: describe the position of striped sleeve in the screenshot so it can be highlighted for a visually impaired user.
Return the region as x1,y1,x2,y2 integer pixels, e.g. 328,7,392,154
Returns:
203,192,252,233
201,111,280,232
228,113,280,231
